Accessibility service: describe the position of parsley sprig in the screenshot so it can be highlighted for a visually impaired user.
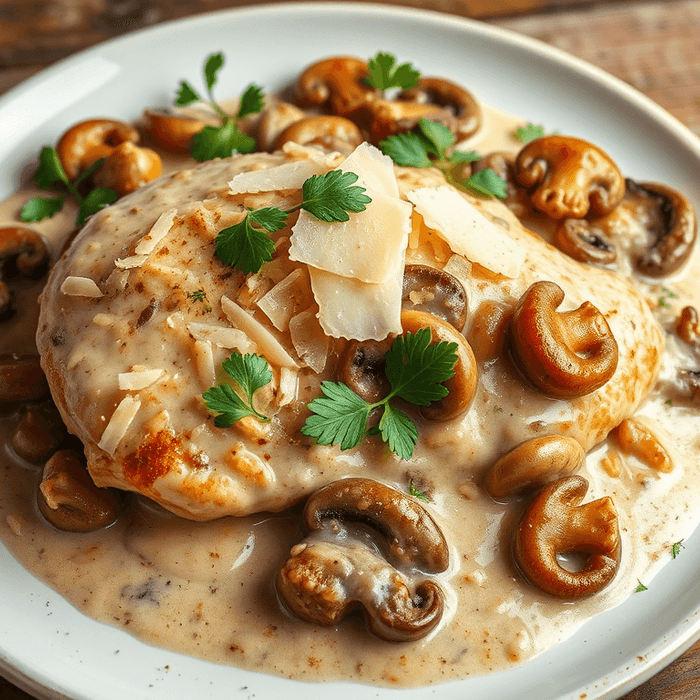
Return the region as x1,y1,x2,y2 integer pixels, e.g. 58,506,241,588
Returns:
301,327,458,460
366,52,421,93
515,123,545,144
380,119,506,199
203,351,273,426
21,147,117,226
176,52,264,161
216,169,371,274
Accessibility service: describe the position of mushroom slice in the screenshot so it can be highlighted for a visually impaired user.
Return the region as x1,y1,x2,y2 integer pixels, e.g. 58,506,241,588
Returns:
553,218,617,265
624,179,697,278
278,539,445,642
402,264,468,331
339,336,393,403
303,477,449,574
143,109,208,154
483,435,585,501
37,450,120,533
509,281,618,398
274,115,364,154
513,475,621,598
397,77,482,142
514,135,626,220
0,354,48,403
401,309,478,421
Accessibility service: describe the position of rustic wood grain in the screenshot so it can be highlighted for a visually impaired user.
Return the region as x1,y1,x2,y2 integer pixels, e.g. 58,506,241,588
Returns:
1,1,700,699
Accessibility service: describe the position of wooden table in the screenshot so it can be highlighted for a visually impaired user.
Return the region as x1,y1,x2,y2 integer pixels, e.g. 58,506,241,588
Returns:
0,0,699,697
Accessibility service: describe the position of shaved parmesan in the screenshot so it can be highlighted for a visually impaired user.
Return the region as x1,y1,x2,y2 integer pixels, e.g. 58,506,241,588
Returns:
289,310,330,373
193,339,216,390
228,160,328,194
308,258,404,341
278,367,298,407
98,395,141,455
290,191,412,284
60,276,103,297
115,255,148,270
407,186,524,278
221,296,298,368
134,208,177,255
256,268,309,331
187,323,257,353
339,142,399,197
118,368,165,391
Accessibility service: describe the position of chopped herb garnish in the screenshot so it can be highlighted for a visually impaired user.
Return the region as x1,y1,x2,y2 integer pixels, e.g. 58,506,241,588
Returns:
366,52,420,93
658,287,677,308
671,540,685,558
216,169,371,274
515,123,545,144
187,289,212,312
408,479,430,502
665,398,673,407
380,119,505,199
493,406,504,413
301,327,458,460
202,351,272,426
635,580,648,593
176,53,264,161
21,146,117,225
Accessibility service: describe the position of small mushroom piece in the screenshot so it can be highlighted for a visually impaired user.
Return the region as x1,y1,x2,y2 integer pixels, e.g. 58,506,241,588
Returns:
37,450,120,532
56,118,141,180
303,477,450,574
398,77,482,142
401,309,478,421
402,264,468,332
367,98,446,145
92,141,162,197
0,354,48,403
514,136,626,220
483,435,585,501
274,115,364,153
553,218,617,265
339,336,393,403
11,408,64,463
677,305,700,349
143,109,208,153
513,475,621,598
614,417,673,473
509,281,618,398
278,539,445,642
0,227,50,318
255,102,307,151
624,179,697,278
296,57,375,121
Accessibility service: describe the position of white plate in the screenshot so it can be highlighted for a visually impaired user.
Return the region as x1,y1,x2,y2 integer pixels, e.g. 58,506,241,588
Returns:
2,3,700,699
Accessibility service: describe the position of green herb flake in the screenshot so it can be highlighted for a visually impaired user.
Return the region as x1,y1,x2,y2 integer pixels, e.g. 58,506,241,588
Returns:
379,132,433,168
635,581,648,593
408,479,430,502
464,168,508,199
302,327,458,460
671,540,685,559
516,123,545,144
202,351,273,426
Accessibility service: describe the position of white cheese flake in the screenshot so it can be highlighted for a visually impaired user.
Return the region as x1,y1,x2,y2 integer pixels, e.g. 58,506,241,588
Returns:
256,268,308,331
134,208,177,255
187,323,257,353
228,160,328,194
60,276,103,297
115,255,148,270
407,186,524,279
98,395,141,455
118,368,165,391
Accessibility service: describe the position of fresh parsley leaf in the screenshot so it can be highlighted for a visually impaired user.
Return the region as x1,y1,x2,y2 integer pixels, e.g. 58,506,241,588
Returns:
202,351,272,426
20,196,65,222
78,187,118,225
300,170,371,222
302,328,458,460
238,84,265,120
204,52,225,92
465,168,507,199
249,206,288,232
175,80,201,106
408,479,430,502
516,123,545,144
216,216,276,275
33,146,68,189
191,122,256,161
385,328,456,405
450,150,481,164
380,132,432,168
417,119,454,161
635,580,648,592
367,52,420,92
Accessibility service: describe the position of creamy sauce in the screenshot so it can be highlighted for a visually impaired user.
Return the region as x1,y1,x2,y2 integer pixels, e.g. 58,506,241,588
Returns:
1,102,700,689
